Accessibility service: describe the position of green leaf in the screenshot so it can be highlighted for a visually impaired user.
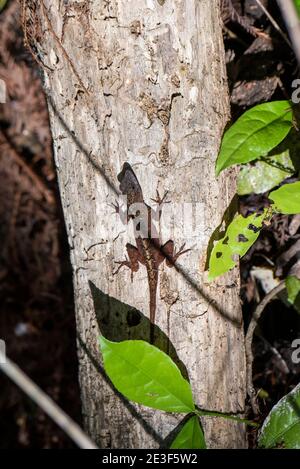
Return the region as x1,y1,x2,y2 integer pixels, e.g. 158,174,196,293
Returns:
208,210,267,280
99,337,195,413
286,276,300,304
216,101,293,175
170,416,206,449
258,383,300,448
0,0,8,12
269,181,300,214
286,276,300,313
294,0,300,17
237,151,295,195
196,408,259,427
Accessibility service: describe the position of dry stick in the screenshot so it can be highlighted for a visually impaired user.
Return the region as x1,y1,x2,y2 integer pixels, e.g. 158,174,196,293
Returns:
245,281,286,415
277,0,300,68
0,354,98,449
255,0,293,49
258,333,290,375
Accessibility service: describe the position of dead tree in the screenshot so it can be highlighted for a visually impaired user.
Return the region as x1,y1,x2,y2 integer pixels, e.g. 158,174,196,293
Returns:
27,0,247,448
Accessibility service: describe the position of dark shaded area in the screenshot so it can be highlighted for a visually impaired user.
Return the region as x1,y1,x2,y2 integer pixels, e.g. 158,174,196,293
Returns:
224,0,297,117
0,1,80,448
223,1,300,444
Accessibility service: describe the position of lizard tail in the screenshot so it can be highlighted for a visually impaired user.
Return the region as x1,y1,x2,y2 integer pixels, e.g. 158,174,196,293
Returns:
148,270,158,345
149,298,156,344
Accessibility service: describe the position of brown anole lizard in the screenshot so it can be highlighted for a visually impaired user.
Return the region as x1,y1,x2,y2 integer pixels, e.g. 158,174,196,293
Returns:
113,162,190,342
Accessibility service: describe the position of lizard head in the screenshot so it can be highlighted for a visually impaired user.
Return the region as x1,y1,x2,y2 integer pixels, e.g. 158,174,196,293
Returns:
117,162,144,206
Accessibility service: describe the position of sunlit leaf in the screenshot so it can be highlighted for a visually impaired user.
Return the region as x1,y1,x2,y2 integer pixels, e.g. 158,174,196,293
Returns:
259,383,300,448
99,337,195,413
216,101,293,175
286,276,300,314
170,416,206,449
208,211,267,280
237,151,294,195
269,181,300,214
0,0,8,12
294,0,300,17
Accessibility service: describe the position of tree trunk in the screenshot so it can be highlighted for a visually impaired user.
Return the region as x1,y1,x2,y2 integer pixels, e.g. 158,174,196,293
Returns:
28,0,247,448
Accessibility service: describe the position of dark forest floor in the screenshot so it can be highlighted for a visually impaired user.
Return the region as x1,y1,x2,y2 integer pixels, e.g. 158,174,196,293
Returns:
0,0,80,448
0,0,299,448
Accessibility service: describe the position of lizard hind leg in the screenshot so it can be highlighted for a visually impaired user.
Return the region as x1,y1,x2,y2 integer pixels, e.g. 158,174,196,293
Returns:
113,243,142,281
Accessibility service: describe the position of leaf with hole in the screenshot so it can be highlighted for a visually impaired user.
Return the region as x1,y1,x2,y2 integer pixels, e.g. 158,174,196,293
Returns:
269,181,300,214
208,211,267,280
259,383,300,448
170,416,206,449
216,101,293,175
99,337,195,413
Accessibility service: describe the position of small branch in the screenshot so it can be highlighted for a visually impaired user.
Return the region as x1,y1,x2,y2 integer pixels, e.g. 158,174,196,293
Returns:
258,334,290,375
255,0,293,49
276,0,300,67
0,354,98,449
245,281,286,415
195,409,259,427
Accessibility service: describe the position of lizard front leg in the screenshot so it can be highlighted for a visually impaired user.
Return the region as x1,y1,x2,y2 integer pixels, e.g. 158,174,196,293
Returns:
110,199,129,224
114,243,145,281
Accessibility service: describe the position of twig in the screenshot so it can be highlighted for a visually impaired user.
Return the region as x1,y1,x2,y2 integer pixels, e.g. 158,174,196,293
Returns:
276,0,300,68
245,281,286,415
257,333,290,375
223,25,249,47
255,0,293,49
0,353,98,449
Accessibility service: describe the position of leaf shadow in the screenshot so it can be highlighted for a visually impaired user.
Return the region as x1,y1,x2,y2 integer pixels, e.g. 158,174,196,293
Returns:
89,280,189,380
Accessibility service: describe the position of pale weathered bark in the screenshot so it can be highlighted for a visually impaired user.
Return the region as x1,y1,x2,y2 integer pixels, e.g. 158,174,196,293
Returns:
28,0,246,448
